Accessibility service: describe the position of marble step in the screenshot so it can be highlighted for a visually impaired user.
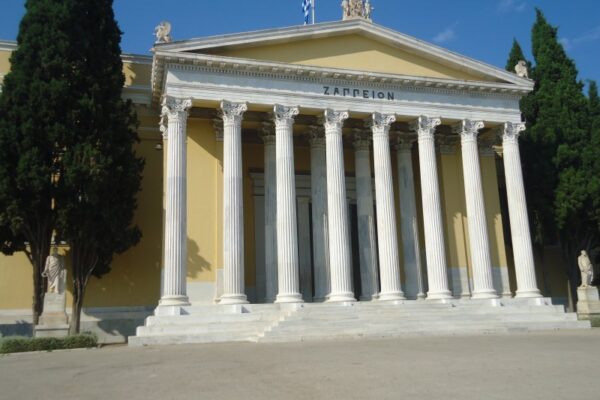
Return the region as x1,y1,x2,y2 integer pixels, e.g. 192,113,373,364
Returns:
145,312,282,326
137,320,272,336
266,316,582,333
259,320,591,343
129,332,256,346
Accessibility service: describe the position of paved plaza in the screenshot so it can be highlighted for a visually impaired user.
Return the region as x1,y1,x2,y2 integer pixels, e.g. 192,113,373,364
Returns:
1,330,599,400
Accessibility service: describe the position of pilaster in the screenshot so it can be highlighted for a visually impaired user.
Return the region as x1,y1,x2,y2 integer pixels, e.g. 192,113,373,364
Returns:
352,128,379,301
395,133,426,300
308,126,330,302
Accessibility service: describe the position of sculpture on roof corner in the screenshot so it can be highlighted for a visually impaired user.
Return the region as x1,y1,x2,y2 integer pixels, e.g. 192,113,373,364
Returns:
342,0,373,22
155,21,172,44
515,60,529,79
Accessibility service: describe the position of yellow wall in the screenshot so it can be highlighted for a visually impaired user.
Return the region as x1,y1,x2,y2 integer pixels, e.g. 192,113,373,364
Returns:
205,34,498,82
439,150,470,273
0,49,11,83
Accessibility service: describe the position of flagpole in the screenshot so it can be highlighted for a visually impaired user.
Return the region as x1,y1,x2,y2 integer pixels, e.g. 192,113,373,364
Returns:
312,0,315,24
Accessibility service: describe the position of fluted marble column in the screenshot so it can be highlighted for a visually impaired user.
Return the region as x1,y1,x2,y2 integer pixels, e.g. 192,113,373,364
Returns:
499,122,542,298
260,122,278,303
369,113,405,301
220,101,248,305
454,120,498,299
274,105,303,303
353,129,379,301
308,126,330,302
160,96,192,306
324,109,355,302
395,134,426,300
411,116,453,300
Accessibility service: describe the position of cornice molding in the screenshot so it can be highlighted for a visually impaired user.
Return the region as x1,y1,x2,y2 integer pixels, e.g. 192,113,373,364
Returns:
152,19,531,88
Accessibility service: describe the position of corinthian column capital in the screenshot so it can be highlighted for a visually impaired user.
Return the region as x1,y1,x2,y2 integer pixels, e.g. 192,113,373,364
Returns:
162,96,192,118
259,121,276,145
368,113,396,135
498,122,526,144
220,101,248,125
273,104,299,126
307,125,326,148
409,116,441,140
352,128,371,151
395,133,417,152
322,109,349,132
453,120,485,143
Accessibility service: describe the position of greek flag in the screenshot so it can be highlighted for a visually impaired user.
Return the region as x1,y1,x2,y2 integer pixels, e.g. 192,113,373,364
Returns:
302,0,312,25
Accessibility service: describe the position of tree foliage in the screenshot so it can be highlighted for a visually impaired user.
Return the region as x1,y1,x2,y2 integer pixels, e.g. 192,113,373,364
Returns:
0,0,143,331
0,0,73,323
51,0,144,334
506,9,600,299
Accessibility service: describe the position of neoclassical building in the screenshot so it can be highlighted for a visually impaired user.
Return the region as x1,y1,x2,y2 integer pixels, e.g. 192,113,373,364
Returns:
0,5,585,344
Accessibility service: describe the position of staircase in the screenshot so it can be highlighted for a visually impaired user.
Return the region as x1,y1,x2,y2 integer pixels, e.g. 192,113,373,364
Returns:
129,298,590,347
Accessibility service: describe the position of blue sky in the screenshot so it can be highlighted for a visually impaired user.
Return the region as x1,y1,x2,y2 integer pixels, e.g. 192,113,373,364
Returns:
1,1,599,87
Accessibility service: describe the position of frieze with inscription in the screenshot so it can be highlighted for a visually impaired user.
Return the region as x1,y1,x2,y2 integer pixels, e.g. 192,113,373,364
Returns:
323,86,395,101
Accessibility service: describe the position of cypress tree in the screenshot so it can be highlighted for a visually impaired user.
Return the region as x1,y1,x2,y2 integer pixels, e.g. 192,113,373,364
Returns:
506,9,597,299
505,39,528,72
53,0,143,334
0,0,73,324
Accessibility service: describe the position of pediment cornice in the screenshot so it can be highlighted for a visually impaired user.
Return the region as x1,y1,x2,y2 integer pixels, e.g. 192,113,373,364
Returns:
153,20,533,88
151,49,532,106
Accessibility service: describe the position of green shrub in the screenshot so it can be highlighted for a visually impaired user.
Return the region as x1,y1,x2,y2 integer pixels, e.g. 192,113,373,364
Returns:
0,334,97,354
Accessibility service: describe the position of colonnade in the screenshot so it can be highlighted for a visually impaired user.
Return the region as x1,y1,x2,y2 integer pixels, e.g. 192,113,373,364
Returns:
158,95,542,307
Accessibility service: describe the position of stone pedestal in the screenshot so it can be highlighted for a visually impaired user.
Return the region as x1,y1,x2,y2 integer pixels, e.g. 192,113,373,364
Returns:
577,287,600,324
34,293,69,338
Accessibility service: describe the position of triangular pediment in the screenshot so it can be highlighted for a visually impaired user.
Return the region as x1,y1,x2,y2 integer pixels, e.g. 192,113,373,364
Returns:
156,20,530,86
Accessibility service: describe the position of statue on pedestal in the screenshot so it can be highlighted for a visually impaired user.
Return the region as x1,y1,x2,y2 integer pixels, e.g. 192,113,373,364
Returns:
42,247,65,294
578,250,595,288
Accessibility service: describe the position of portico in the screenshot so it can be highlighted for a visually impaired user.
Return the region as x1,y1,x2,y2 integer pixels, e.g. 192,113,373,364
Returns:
155,13,542,306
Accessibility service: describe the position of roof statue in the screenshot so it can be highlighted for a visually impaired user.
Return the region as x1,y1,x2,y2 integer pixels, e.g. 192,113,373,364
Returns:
342,0,373,22
155,21,172,44
515,60,529,79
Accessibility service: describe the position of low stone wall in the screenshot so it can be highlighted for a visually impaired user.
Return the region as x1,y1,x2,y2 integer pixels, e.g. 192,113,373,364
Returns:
0,306,153,344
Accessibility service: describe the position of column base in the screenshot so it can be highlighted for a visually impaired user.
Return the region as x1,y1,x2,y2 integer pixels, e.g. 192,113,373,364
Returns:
426,290,453,300
159,295,190,307
219,294,249,305
275,293,304,304
327,292,356,302
471,290,498,300
515,289,543,299
378,291,406,301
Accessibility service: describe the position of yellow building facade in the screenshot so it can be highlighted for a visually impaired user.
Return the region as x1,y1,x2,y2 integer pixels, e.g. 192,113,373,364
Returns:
0,11,574,343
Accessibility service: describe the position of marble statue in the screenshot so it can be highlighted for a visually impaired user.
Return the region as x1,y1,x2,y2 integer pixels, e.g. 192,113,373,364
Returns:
578,250,594,288
155,21,172,44
364,0,373,20
42,247,65,294
515,60,529,79
342,0,368,20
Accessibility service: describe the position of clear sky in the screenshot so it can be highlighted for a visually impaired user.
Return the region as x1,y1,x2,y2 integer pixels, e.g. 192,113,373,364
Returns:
1,1,599,88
